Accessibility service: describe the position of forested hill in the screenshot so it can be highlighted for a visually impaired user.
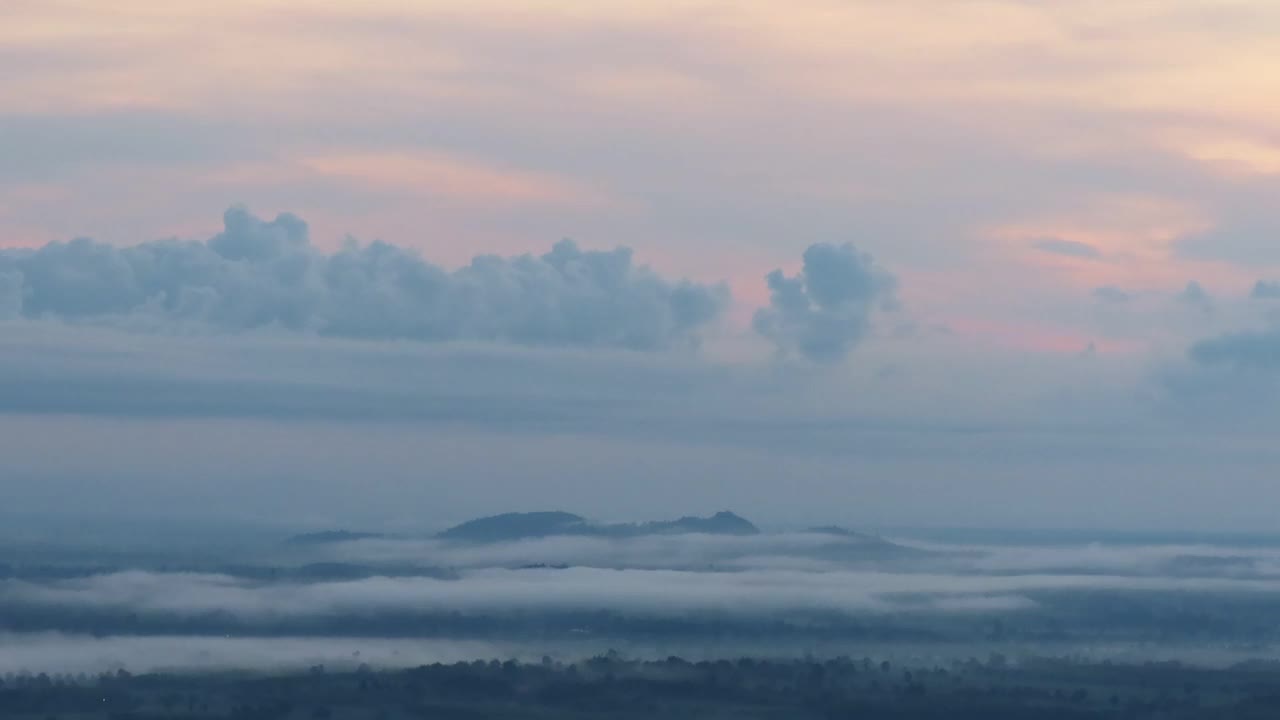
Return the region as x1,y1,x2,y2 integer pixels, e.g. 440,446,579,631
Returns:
438,510,760,542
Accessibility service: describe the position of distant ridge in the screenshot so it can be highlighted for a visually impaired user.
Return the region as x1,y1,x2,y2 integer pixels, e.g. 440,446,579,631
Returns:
622,511,759,537
438,512,589,542
438,510,760,543
285,530,385,545
807,525,882,541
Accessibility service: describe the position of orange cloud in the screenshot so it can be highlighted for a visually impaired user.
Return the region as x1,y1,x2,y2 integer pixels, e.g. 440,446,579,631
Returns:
1159,129,1280,177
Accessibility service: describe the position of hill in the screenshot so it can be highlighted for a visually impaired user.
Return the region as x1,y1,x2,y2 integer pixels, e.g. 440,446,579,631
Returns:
610,511,759,537
438,510,759,543
438,511,589,542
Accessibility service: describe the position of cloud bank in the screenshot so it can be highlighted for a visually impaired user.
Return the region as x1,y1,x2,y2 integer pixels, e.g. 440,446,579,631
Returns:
321,531,902,572
753,243,897,363
16,533,1280,629
13,562,1280,628
0,568,1038,622
0,207,728,351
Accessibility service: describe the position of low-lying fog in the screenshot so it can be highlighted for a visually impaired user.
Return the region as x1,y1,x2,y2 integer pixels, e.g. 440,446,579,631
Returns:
6,528,1280,674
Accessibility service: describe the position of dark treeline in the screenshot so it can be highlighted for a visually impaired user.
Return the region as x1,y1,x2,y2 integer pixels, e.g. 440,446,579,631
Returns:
8,654,1280,719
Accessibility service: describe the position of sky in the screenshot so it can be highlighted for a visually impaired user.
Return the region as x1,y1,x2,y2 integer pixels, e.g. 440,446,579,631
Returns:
3,0,1280,534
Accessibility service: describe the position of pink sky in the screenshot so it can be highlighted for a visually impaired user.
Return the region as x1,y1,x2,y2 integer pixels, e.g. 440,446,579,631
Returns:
4,0,1280,354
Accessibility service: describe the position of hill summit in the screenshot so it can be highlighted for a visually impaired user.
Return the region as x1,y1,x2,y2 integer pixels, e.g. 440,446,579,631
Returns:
438,510,759,543
437,511,589,542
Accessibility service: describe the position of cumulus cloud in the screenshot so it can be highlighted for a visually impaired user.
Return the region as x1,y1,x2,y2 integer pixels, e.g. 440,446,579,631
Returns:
752,243,897,363
1178,280,1213,312
0,207,728,351
1252,281,1280,300
1030,238,1102,259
